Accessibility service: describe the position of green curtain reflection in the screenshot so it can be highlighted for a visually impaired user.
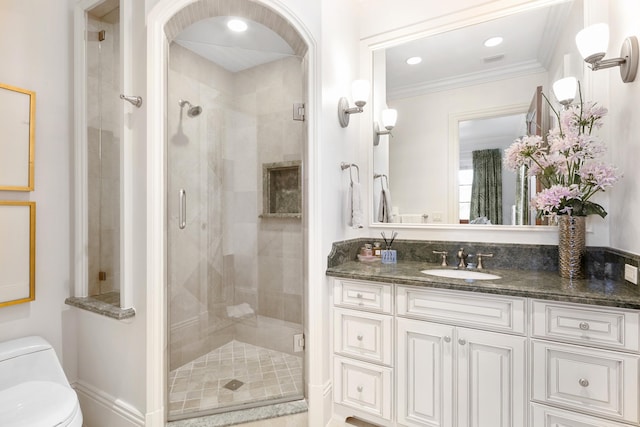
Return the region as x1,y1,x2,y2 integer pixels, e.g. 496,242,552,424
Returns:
470,149,503,224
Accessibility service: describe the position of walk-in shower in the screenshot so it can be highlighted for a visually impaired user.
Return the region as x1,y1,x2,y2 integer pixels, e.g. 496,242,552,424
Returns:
165,6,307,421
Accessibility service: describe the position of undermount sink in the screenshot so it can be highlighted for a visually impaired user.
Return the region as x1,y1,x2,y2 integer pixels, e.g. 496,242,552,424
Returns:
420,269,501,281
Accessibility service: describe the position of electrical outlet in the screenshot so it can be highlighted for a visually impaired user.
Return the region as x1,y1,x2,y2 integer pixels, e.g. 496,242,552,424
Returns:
625,264,638,285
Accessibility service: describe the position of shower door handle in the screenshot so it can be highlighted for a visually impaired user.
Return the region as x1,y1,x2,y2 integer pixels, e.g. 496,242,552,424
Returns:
179,189,186,229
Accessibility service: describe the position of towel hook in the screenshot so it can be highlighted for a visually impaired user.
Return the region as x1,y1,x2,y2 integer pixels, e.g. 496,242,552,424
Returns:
340,162,360,183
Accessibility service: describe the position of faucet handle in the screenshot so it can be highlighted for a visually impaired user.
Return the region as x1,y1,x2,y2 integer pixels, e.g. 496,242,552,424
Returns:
476,253,494,269
432,250,448,266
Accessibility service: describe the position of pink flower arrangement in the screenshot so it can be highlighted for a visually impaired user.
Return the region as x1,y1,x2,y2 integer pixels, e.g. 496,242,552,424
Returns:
504,83,621,218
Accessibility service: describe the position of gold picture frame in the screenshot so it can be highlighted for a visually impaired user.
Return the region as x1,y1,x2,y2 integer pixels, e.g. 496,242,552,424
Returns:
0,201,36,307
0,83,36,191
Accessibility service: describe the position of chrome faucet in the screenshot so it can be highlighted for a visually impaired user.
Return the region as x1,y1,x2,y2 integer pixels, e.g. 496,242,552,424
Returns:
456,248,468,268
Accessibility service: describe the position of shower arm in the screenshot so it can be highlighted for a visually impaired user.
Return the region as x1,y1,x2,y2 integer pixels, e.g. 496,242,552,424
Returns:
120,94,143,108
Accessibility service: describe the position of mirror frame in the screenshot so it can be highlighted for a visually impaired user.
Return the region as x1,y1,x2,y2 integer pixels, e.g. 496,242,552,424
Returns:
0,201,36,307
363,0,582,242
0,83,35,191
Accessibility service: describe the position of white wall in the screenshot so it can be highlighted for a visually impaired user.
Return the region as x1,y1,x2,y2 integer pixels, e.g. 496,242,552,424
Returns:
608,0,640,255
0,0,77,378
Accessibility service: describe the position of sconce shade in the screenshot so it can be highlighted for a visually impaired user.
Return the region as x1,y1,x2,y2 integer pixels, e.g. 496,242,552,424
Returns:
552,77,577,105
575,23,638,83
381,109,397,129
576,23,609,63
351,80,370,107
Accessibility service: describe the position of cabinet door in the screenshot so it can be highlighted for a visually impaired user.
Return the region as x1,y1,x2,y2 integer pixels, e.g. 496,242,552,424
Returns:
397,318,454,427
456,327,526,427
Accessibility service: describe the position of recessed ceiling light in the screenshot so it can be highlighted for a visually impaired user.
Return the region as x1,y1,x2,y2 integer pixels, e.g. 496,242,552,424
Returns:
484,36,503,47
406,56,422,65
227,19,248,32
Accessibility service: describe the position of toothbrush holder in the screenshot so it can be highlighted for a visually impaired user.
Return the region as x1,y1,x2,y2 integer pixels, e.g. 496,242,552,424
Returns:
381,249,397,264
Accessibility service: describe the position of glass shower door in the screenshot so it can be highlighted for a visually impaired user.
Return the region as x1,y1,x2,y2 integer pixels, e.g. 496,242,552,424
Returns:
166,31,305,420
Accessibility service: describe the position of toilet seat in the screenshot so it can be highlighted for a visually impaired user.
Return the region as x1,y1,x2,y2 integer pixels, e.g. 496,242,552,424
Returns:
0,380,80,426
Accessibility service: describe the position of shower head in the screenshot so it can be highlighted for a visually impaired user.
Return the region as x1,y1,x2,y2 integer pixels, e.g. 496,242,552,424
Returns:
178,99,202,117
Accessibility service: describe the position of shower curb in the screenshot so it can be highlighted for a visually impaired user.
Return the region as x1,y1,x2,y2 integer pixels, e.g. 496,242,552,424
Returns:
167,399,308,426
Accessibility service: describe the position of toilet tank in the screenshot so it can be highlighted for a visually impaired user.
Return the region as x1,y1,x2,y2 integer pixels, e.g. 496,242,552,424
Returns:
0,336,70,390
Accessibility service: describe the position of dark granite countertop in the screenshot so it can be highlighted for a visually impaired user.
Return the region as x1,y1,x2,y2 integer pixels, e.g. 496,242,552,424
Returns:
326,260,640,310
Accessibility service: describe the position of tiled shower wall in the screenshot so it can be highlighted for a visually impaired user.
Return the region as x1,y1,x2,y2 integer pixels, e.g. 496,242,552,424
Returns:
168,43,303,369
87,11,120,296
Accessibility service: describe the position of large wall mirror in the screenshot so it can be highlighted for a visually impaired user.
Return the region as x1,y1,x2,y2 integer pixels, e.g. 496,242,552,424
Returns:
371,0,584,227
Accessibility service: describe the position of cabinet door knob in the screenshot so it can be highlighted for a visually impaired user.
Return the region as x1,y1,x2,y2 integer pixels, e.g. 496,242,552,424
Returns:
357,385,363,392
443,336,451,343
357,334,363,341
579,378,590,387
458,338,466,345
579,322,590,330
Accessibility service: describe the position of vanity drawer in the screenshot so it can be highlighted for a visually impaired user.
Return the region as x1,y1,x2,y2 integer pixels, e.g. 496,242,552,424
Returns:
531,300,640,352
396,286,525,334
333,356,392,421
334,308,393,366
531,340,640,423
334,279,392,314
530,402,631,427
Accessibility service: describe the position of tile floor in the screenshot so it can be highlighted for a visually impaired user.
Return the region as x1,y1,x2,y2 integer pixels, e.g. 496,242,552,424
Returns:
169,340,303,418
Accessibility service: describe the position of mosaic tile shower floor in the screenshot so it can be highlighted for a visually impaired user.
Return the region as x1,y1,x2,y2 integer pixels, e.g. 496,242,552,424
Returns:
168,340,303,418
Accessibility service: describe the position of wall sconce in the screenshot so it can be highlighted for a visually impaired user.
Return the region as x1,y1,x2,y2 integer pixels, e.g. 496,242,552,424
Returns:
552,76,577,107
575,23,638,83
373,109,398,146
338,80,370,128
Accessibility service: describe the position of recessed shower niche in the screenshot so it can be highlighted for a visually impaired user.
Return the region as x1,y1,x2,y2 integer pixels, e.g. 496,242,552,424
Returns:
262,161,302,218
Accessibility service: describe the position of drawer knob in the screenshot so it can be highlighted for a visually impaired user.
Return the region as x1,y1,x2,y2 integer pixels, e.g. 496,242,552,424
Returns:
357,334,363,341
579,322,590,331
458,338,467,345
579,378,590,387
443,336,451,343
356,293,363,298
357,385,363,392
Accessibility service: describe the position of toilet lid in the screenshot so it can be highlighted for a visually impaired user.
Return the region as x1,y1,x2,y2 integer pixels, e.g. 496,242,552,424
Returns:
0,381,79,427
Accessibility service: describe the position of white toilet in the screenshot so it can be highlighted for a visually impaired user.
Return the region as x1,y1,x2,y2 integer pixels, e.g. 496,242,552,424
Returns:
0,336,83,427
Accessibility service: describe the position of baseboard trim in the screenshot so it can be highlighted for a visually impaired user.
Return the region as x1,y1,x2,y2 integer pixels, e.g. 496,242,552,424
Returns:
73,380,145,426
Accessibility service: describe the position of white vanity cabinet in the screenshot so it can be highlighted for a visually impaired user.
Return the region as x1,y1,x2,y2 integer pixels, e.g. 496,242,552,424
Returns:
396,287,527,427
330,278,640,427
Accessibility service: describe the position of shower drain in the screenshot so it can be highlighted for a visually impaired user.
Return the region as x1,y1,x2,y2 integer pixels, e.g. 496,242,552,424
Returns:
223,379,244,391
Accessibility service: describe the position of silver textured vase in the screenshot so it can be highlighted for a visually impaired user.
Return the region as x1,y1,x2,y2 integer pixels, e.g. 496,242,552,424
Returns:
558,215,586,279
